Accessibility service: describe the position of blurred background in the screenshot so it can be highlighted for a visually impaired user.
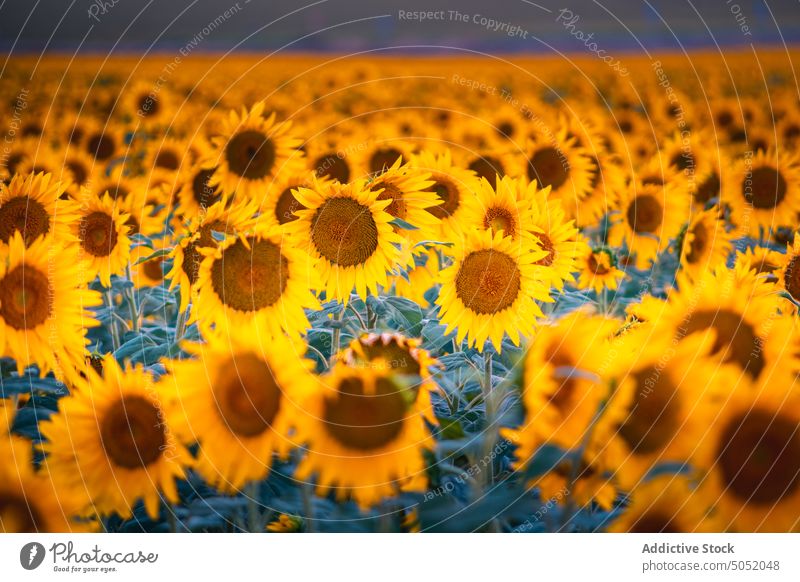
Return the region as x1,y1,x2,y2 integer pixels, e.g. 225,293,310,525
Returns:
1,0,799,54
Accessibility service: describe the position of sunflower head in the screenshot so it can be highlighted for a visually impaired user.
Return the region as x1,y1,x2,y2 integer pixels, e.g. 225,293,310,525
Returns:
0,172,76,247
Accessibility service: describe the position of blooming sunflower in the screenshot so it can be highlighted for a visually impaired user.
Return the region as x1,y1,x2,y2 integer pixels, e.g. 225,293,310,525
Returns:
259,172,319,226
735,245,784,284
694,379,800,532
72,193,131,286
460,175,534,242
365,157,439,235
576,245,626,294
194,224,319,340
208,101,304,198
0,233,100,377
609,475,721,533
436,229,551,352
0,172,77,247
0,434,87,532
724,149,800,236
293,364,433,508
166,333,314,493
287,179,402,303
678,208,732,279
608,182,689,269
166,198,258,313
40,356,187,519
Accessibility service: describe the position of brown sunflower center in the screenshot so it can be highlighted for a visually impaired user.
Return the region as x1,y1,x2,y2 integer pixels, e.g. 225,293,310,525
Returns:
483,206,517,238
155,150,180,170
546,348,579,414
716,408,800,505
275,186,307,224
191,168,221,209
783,256,800,300
181,243,202,285
671,150,694,172
0,196,51,245
66,160,89,185
80,211,117,257
746,166,787,210
359,338,421,375
138,94,160,117
323,376,409,450
684,221,709,264
102,182,129,200
369,148,403,175
469,156,504,182
618,367,681,455
528,147,568,189
455,249,521,315
373,182,407,220
626,195,663,234
142,257,164,282
0,491,43,532
87,132,115,160
588,254,610,275
682,309,764,379
629,513,682,533
426,178,460,219
226,130,276,179
215,352,282,437
314,153,350,183
0,265,52,330
210,238,289,312
533,233,556,266
100,395,166,469
694,172,720,204
311,197,379,267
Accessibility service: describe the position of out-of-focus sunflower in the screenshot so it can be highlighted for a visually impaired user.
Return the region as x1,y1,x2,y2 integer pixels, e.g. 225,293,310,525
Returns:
608,331,738,489
174,163,225,218
142,137,187,175
527,183,582,290
461,148,516,183
129,239,169,289
609,475,720,533
116,188,169,239
72,193,131,287
0,172,77,247
40,356,187,519
81,120,126,163
123,81,174,126
678,207,732,279
608,182,689,269
502,312,623,455
166,333,314,493
288,179,402,303
208,101,304,198
778,232,800,310
390,246,440,306
411,149,479,240
577,151,625,227
724,149,800,236
735,245,784,284
340,332,440,422
354,133,415,178
694,379,800,532
166,198,257,313
0,233,100,377
0,434,87,532
293,364,433,509
576,245,626,294
194,224,319,339
436,229,551,352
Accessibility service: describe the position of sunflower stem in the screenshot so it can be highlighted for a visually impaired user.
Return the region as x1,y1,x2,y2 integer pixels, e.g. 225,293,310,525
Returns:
482,349,493,397
246,481,260,532
175,307,188,343
599,287,609,315
366,299,377,330
330,308,343,366
124,264,140,333
106,290,121,352
302,482,316,533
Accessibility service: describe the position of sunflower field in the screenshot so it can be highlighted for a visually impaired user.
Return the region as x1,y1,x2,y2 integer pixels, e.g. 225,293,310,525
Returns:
1,52,800,534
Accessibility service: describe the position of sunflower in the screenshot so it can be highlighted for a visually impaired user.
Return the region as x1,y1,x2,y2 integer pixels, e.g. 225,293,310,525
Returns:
287,179,402,303
577,151,626,228
0,434,86,532
194,224,319,339
436,229,551,352
116,188,169,239
521,131,596,219
166,198,258,313
678,207,732,279
166,333,314,493
502,312,624,455
40,356,187,519
778,232,800,310
724,149,800,236
82,120,126,163
123,81,174,126
608,330,738,490
576,245,626,294
340,332,441,422
129,238,169,289
208,101,305,198
735,245,784,285
390,247,440,306
608,182,689,269
72,193,131,286
293,364,433,508
353,133,416,178
0,233,101,377
365,157,439,235
410,149,480,240
142,137,187,175
460,175,534,242
694,379,800,532
174,163,226,218
0,172,78,247
651,265,794,385
609,475,720,533
461,148,517,183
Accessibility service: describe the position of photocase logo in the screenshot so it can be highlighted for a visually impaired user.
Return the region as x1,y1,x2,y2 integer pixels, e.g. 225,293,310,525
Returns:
20,542,46,570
